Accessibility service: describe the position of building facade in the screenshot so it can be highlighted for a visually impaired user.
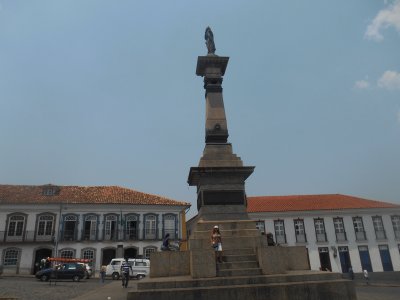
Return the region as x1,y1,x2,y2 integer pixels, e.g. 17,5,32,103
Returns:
248,194,400,274
0,184,190,275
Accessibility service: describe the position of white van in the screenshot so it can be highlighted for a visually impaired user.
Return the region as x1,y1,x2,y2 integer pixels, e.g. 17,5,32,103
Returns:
106,258,150,280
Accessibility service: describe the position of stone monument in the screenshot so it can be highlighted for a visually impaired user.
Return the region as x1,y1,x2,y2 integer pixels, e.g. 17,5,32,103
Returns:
188,26,255,221
128,27,357,300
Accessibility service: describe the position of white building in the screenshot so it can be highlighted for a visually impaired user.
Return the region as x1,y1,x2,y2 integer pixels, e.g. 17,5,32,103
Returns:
248,194,400,274
0,184,190,275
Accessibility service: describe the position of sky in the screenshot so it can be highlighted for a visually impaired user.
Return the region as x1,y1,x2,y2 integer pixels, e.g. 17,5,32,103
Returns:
1,0,399,218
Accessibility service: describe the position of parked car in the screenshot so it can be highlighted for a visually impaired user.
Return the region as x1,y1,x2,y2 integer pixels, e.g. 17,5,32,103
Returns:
35,263,86,282
105,258,150,280
78,263,92,279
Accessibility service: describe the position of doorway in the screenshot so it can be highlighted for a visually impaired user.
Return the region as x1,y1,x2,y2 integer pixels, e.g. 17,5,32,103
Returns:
33,248,52,274
124,247,138,259
379,245,393,271
339,246,351,273
102,248,116,266
358,246,373,272
318,247,332,271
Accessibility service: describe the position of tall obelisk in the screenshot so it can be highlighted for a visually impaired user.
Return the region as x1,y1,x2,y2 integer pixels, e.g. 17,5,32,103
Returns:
188,27,254,221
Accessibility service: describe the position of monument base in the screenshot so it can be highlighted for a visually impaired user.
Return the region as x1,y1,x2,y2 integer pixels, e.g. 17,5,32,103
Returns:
196,205,250,221
128,271,357,300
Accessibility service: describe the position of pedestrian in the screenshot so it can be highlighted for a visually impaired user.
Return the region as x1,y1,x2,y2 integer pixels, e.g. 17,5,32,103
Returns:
161,233,171,251
348,267,354,280
211,225,223,263
100,265,106,283
120,259,132,288
363,269,369,285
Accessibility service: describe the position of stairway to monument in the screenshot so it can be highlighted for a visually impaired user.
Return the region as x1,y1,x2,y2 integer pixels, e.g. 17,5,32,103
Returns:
217,248,262,277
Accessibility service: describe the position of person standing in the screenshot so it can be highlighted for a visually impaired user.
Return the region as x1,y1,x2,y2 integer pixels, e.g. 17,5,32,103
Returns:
348,266,354,280
162,233,171,251
211,225,223,263
100,265,106,283
120,259,132,288
363,269,369,285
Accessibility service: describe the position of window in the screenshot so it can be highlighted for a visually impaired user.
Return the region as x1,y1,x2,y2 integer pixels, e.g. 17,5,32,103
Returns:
7,215,25,239
104,215,118,241
60,249,74,258
62,215,77,241
144,214,157,239
82,249,95,261
3,248,19,266
255,221,265,233
83,215,97,241
314,218,327,242
36,214,54,241
353,217,366,241
333,217,347,242
372,216,386,239
274,220,286,244
125,214,138,240
144,247,156,259
163,214,176,239
391,216,400,239
294,219,306,243
82,248,95,268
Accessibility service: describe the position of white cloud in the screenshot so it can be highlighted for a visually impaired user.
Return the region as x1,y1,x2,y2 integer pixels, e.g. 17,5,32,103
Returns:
378,70,400,89
365,1,400,41
354,80,370,89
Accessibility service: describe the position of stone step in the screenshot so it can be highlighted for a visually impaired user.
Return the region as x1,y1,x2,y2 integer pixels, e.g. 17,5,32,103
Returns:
218,261,259,270
217,267,263,277
223,248,255,256
191,228,260,238
189,236,262,250
129,278,356,300
195,220,257,231
223,254,257,262
140,272,344,291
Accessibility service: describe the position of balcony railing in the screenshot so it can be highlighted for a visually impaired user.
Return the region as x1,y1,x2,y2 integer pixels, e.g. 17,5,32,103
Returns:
275,233,286,244
295,233,307,243
335,231,347,242
375,230,386,240
316,232,327,242
1,231,54,243
1,229,159,243
355,231,367,241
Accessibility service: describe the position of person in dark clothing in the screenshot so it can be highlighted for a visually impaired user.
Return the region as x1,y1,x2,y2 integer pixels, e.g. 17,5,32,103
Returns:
162,233,171,251
120,259,132,288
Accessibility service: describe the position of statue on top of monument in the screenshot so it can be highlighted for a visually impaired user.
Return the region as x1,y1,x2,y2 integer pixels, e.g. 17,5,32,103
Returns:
205,26,216,55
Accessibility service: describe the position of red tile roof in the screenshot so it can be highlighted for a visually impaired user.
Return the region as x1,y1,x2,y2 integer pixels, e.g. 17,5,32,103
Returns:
247,194,399,213
0,184,190,207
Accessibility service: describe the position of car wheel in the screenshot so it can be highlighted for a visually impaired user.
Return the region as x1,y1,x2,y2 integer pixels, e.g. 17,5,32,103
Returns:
112,272,120,280
40,274,49,282
136,274,145,280
72,275,80,282
85,271,90,279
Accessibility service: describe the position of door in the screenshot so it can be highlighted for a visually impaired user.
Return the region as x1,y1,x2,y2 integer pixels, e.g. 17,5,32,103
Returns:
124,248,137,259
358,246,373,272
379,245,393,271
338,246,351,273
102,248,116,266
105,216,117,240
33,248,52,274
318,247,332,271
